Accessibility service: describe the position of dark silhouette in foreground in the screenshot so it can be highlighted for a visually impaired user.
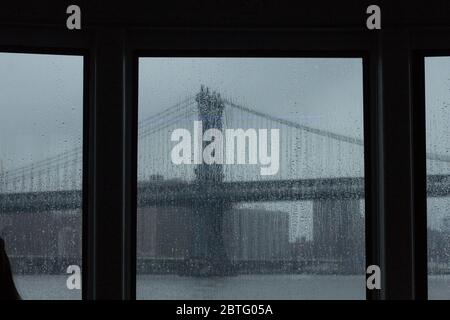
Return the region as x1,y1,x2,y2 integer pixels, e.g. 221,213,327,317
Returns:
0,238,20,300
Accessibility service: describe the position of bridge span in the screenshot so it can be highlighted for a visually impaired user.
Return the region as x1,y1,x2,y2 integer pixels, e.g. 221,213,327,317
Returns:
1,174,450,214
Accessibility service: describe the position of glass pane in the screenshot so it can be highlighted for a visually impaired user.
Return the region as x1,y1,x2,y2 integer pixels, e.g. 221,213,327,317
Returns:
425,57,450,299
0,53,83,300
137,58,365,299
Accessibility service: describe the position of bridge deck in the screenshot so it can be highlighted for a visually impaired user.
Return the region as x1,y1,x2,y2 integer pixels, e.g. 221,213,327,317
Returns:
1,175,450,214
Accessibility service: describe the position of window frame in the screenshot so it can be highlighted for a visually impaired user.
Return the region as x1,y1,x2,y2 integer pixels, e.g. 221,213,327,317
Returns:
409,29,450,300
128,28,380,300
0,28,91,300
3,20,449,301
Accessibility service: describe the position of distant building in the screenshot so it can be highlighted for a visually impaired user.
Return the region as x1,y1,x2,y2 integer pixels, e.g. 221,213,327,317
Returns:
137,206,194,258
223,208,290,261
1,203,291,273
0,210,81,259
442,216,450,233
312,199,364,273
137,206,290,262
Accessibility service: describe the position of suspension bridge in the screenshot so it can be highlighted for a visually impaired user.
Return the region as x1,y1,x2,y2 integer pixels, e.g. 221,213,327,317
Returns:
1,86,450,205
1,86,450,275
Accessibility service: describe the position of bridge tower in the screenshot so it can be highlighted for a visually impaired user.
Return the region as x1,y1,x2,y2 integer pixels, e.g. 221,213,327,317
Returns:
185,86,235,276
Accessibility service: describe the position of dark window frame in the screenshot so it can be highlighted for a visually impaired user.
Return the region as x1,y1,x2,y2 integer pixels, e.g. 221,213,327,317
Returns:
3,8,450,300
0,27,91,299
409,29,450,300
128,28,379,300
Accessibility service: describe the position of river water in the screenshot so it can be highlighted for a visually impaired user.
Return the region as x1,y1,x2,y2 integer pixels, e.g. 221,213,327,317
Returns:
14,274,450,300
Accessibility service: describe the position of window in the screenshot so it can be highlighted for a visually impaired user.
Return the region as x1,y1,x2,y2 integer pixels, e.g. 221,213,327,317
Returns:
0,53,83,299
137,57,365,299
425,57,450,299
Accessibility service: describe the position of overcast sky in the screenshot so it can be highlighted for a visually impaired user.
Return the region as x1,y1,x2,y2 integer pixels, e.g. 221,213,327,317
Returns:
1,53,450,234
0,53,83,172
138,57,364,139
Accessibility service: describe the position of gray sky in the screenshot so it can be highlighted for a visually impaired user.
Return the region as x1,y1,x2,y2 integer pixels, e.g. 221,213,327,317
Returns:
426,57,450,157
138,57,364,140
1,53,450,235
0,55,365,171
0,53,83,171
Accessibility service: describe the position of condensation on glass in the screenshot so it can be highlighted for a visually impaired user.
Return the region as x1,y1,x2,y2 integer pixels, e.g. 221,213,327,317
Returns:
137,58,365,299
0,53,83,300
425,57,450,300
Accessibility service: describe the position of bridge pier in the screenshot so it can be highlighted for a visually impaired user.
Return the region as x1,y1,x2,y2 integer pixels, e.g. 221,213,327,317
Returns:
182,86,235,277
183,199,235,276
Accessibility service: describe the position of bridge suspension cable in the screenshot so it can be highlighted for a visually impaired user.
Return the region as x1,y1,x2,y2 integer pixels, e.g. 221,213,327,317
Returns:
2,90,450,190
224,99,450,164
224,99,364,145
